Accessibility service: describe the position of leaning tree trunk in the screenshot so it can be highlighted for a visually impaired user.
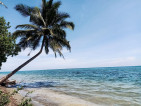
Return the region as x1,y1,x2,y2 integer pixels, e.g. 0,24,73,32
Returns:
0,37,45,85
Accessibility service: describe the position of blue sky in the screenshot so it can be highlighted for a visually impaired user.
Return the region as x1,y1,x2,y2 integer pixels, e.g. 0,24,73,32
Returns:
1,0,141,71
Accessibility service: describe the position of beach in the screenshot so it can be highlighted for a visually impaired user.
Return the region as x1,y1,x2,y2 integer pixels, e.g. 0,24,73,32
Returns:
19,88,98,106
1,87,98,106
1,0,141,105
0,66,141,106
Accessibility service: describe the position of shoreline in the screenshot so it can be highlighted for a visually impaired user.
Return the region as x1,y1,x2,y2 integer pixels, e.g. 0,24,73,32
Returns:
1,87,99,106
20,88,99,106
0,86,41,106
1,67,140,105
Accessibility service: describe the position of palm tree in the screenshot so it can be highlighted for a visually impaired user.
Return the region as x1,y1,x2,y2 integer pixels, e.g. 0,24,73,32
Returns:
0,1,7,8
0,0,74,85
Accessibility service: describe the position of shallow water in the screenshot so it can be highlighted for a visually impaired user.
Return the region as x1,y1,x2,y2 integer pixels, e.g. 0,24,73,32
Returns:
0,66,141,105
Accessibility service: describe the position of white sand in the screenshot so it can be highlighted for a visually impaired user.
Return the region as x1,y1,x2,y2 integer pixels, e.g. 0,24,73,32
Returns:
19,88,99,106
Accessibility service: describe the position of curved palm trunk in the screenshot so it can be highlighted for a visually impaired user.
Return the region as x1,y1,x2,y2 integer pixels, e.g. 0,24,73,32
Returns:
0,37,45,85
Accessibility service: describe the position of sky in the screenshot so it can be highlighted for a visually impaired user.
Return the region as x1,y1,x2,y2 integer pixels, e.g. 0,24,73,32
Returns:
0,0,141,71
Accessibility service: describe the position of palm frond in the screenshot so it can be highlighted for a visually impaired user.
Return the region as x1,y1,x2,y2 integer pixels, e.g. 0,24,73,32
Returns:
18,37,30,50
55,13,70,23
18,33,41,50
49,36,71,51
0,1,7,8
49,39,63,57
46,8,56,26
16,24,38,29
51,27,66,38
47,0,53,8
31,35,42,50
13,29,36,38
42,0,46,9
60,21,75,30
30,7,46,26
15,4,33,17
57,49,64,58
52,1,61,10
42,0,47,19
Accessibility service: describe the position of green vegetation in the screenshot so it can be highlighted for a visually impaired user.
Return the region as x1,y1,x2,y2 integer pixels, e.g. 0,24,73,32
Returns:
0,0,74,85
13,87,33,106
0,17,20,69
0,90,9,106
19,98,32,106
0,87,32,106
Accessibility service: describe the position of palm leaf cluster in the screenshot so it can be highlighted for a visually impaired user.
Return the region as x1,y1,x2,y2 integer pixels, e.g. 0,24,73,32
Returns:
14,0,74,57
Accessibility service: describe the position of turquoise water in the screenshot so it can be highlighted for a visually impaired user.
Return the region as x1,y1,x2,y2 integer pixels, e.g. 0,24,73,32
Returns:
0,66,141,105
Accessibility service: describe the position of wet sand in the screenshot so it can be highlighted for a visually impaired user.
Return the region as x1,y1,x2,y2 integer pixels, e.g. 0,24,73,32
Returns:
19,88,99,106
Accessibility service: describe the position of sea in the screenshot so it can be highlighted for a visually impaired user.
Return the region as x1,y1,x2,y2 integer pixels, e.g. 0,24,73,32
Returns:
0,66,141,106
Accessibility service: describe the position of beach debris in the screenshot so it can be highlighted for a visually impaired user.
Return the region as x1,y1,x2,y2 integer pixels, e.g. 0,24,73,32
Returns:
0,80,16,86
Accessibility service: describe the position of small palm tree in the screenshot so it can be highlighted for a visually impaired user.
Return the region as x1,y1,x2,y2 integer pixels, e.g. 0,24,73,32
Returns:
0,1,7,8
0,0,74,85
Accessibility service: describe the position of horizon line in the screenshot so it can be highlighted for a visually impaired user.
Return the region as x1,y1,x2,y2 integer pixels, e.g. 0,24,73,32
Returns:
0,65,141,73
